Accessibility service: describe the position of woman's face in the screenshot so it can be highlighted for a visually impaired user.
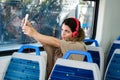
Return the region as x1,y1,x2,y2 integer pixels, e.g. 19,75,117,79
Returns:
61,23,72,40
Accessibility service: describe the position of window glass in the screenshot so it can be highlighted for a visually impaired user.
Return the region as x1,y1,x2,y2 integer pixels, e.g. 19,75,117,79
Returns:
78,1,96,39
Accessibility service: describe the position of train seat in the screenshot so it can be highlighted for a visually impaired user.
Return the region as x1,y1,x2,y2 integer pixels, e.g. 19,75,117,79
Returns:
84,39,104,78
106,40,120,66
86,46,104,79
104,49,120,80
48,50,101,80
0,45,47,80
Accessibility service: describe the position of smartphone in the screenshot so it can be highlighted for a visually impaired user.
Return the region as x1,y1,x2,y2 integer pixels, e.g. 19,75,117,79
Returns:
23,14,29,26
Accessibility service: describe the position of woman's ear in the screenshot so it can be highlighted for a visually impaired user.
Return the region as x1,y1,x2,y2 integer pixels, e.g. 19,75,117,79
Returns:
72,31,78,37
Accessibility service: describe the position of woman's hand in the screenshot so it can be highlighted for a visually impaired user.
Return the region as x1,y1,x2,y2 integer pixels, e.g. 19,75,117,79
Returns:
21,19,37,37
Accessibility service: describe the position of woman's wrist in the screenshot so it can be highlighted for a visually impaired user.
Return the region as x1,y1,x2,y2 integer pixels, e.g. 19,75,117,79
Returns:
32,30,39,38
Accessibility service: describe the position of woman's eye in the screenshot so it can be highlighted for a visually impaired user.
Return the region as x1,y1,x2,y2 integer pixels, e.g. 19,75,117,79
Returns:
65,30,70,33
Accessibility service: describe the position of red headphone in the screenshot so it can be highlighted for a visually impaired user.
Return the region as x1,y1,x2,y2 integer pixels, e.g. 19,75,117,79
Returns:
71,17,80,37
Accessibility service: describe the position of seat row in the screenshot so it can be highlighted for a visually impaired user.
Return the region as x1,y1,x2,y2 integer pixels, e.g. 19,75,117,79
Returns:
0,39,104,80
104,36,120,80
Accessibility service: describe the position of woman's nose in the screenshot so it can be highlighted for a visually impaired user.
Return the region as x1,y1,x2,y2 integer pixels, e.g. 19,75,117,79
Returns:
61,31,65,36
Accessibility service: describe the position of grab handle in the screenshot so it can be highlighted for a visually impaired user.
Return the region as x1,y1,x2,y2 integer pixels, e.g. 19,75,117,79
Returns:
63,50,93,62
84,39,99,47
18,45,40,56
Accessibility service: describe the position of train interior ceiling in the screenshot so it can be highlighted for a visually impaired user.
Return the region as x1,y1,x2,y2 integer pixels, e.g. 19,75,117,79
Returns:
0,0,120,80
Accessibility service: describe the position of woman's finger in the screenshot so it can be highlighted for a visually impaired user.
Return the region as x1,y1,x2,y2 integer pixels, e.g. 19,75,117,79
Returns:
26,21,33,27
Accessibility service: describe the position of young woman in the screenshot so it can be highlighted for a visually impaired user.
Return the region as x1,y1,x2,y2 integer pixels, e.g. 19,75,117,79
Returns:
21,17,87,78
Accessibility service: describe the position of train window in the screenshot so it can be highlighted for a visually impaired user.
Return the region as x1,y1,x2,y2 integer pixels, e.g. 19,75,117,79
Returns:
78,1,96,39
0,0,99,51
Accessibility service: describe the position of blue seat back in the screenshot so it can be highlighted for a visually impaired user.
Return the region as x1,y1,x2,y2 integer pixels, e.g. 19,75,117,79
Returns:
49,50,101,80
104,49,120,80
116,35,120,40
87,50,100,68
50,64,94,80
4,57,40,80
84,39,99,47
3,45,46,80
107,41,120,66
